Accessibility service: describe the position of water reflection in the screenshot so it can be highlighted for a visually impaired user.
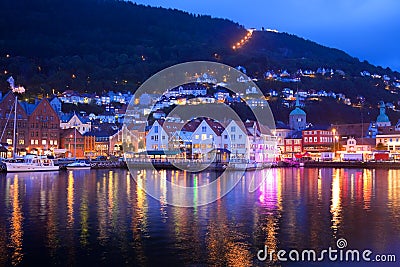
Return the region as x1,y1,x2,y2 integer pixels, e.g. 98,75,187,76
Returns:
67,171,74,228
330,169,342,237
0,168,397,266
254,169,282,264
9,175,23,266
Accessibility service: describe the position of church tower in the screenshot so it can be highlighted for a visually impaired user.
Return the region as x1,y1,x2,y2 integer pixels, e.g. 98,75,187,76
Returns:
376,101,391,127
289,95,307,130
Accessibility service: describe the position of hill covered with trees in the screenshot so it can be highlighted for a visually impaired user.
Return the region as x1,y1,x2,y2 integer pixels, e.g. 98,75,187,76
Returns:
0,0,399,123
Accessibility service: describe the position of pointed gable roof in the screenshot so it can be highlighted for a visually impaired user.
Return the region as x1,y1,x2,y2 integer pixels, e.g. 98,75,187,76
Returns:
224,120,248,134
60,128,84,139
203,118,225,136
0,91,29,116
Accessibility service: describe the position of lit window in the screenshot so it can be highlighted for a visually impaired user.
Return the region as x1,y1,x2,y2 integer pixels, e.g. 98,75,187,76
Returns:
42,140,47,145
201,134,207,140
195,135,199,139
31,139,34,145
6,139,12,145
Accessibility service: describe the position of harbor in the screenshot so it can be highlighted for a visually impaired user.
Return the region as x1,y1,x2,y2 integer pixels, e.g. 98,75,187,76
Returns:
0,168,398,266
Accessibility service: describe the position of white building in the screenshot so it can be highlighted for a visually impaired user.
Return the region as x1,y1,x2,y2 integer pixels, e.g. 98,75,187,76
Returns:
60,112,91,134
221,120,250,161
177,85,207,96
146,120,169,151
145,120,183,151
245,121,278,163
191,119,224,159
273,127,292,154
376,131,400,152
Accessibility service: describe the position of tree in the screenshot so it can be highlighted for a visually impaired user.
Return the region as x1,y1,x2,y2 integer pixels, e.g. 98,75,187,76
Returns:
138,139,145,150
376,143,386,150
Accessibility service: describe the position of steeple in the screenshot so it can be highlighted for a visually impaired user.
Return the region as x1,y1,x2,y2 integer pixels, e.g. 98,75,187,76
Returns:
289,92,306,130
376,100,391,127
379,101,386,115
295,92,300,107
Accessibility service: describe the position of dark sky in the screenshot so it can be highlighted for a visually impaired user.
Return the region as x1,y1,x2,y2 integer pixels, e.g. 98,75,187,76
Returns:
134,0,400,72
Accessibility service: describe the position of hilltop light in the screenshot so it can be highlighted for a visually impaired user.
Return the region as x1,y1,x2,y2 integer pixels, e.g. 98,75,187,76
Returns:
12,85,26,94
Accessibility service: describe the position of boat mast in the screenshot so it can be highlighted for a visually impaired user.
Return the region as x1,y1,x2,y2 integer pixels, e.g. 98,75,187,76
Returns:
7,76,25,159
74,126,77,158
12,94,17,159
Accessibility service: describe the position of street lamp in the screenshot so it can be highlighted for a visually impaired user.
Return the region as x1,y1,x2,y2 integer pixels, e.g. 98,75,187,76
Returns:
332,128,336,153
74,126,77,159
335,135,339,152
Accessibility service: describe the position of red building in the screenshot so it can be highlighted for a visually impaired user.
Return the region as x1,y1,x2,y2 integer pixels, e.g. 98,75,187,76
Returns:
0,92,29,156
283,131,303,158
302,127,334,153
60,128,85,158
84,135,96,158
27,98,60,155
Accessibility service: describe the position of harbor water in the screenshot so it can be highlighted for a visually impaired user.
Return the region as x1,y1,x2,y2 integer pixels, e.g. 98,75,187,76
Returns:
0,168,399,266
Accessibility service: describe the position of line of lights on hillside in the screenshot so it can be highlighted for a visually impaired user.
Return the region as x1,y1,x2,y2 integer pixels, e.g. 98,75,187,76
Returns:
232,29,254,50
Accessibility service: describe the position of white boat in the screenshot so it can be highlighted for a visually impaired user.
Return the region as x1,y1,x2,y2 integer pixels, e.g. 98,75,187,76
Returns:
5,155,59,172
2,80,60,172
66,161,91,170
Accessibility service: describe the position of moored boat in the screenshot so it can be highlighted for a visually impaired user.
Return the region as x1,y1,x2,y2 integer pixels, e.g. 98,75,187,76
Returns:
5,155,59,172
66,161,91,170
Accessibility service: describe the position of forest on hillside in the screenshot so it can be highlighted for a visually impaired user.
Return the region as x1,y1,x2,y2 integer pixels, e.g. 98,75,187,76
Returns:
0,0,399,123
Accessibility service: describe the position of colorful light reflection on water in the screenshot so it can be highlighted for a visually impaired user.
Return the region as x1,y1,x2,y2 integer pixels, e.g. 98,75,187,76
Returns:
0,168,398,266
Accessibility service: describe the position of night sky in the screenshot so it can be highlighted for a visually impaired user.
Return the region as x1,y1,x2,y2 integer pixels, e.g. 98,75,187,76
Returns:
134,0,400,72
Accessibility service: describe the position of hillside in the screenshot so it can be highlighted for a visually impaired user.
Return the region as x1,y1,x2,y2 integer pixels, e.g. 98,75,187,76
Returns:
0,0,399,124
